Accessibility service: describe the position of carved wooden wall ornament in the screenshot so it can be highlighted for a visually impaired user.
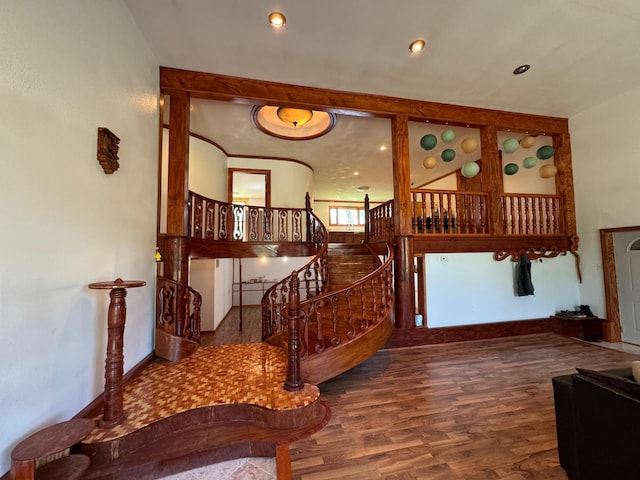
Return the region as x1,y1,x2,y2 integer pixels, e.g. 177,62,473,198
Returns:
97,127,120,174
493,248,566,263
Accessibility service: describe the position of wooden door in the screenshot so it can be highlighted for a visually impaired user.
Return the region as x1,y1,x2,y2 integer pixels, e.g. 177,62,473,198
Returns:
614,230,640,345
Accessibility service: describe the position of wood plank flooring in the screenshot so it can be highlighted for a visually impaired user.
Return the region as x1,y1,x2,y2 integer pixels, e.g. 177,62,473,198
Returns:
289,333,640,480
201,306,263,346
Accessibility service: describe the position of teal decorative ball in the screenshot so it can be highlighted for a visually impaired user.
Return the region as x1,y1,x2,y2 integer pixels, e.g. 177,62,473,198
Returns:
523,156,538,168
461,162,480,178
502,138,519,154
420,134,437,150
441,149,456,162
441,129,455,143
537,145,555,159
504,163,519,175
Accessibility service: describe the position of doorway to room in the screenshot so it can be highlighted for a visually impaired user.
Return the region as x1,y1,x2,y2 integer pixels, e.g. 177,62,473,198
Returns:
600,226,640,343
613,230,640,345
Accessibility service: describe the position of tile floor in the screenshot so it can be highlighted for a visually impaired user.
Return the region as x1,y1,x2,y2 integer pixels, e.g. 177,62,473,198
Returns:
157,457,276,480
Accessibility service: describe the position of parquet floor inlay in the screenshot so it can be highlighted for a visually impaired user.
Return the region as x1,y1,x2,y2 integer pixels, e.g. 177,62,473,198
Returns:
84,343,319,443
289,333,640,479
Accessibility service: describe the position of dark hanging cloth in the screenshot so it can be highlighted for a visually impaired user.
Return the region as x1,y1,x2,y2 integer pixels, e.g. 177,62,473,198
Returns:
516,254,535,296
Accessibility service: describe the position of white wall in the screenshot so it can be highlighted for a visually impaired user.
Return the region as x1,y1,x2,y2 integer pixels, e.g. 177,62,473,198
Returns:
424,253,580,327
570,85,640,317
190,259,216,331
228,157,314,208
160,130,228,232
0,0,158,473
214,259,234,329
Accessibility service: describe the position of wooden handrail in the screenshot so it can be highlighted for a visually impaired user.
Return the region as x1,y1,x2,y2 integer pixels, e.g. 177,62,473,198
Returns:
410,188,489,235
366,200,394,243
500,193,564,235
156,276,202,343
274,244,394,375
261,207,329,340
188,191,314,243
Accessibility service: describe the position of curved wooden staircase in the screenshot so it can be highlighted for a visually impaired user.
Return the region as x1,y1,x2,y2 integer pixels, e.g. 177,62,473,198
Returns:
263,241,395,385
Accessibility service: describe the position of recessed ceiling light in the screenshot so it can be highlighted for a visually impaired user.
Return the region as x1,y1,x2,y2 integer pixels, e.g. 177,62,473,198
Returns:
513,64,531,75
354,171,359,176
379,145,387,151
268,12,286,28
409,39,426,54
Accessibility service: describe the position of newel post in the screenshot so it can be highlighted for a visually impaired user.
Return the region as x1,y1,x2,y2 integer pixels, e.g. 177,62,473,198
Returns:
305,192,312,243
364,194,370,243
284,272,304,392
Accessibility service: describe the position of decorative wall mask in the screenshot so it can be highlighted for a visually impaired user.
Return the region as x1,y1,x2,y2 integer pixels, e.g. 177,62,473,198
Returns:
97,127,120,174
520,136,536,148
504,163,519,175
441,129,455,143
540,164,558,178
461,162,480,178
441,149,456,162
523,156,538,168
460,137,478,153
537,145,555,159
502,138,519,154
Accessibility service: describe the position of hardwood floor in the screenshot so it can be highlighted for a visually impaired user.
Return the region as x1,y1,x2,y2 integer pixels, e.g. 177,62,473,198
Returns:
289,333,640,479
201,306,263,346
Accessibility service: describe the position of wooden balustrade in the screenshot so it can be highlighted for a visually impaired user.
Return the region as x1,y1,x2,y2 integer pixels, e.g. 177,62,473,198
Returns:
367,200,394,243
156,276,202,343
410,189,488,235
188,191,314,243
501,193,564,235
261,210,329,340
271,245,394,379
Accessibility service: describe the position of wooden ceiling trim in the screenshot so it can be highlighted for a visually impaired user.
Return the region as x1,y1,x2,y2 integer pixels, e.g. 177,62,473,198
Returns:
160,67,569,134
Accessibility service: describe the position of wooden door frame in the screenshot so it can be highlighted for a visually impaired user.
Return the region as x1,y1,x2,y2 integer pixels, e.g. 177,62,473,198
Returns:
228,168,271,207
600,225,640,342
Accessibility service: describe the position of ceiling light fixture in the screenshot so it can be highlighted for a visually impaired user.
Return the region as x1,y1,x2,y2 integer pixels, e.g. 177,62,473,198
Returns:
409,39,426,54
513,64,531,75
251,105,337,140
268,12,286,28
276,107,313,128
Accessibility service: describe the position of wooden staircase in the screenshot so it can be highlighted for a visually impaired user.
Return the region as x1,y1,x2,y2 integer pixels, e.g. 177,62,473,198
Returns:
326,243,381,289
265,242,394,385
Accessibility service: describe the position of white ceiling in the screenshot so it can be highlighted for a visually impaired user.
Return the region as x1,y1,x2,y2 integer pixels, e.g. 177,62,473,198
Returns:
127,0,640,201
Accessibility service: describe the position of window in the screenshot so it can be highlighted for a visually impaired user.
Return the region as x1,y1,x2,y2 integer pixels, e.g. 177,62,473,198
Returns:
329,206,366,226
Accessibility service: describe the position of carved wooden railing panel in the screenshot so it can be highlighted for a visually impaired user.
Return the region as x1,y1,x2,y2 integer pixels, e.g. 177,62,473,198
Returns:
188,191,309,243
261,210,329,340
367,200,394,243
276,245,394,379
501,193,564,235
156,276,202,343
411,189,489,235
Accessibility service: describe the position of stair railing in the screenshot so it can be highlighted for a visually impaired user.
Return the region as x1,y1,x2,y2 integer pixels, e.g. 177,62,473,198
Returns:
156,276,202,344
279,244,394,389
261,204,329,341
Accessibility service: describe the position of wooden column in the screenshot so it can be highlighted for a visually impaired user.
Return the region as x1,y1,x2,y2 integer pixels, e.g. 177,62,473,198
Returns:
554,132,577,237
480,125,503,235
391,115,415,329
166,90,190,237
415,255,426,321
364,194,370,244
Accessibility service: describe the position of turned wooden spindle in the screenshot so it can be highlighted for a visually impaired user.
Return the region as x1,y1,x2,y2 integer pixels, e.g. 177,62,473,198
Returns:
284,272,304,392
88,278,145,428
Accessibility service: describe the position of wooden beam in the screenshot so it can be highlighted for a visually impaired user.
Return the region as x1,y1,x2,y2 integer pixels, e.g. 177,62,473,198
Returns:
159,67,569,134
166,90,190,236
480,125,503,235
554,132,577,237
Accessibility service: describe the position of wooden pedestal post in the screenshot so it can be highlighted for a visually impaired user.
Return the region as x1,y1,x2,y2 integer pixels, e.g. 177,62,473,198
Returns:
89,278,145,428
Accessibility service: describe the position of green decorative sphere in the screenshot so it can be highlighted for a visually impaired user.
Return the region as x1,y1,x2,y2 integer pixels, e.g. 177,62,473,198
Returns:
502,138,519,154
441,149,456,162
504,163,519,175
441,129,455,143
523,156,538,168
461,162,480,178
537,145,555,159
420,134,437,150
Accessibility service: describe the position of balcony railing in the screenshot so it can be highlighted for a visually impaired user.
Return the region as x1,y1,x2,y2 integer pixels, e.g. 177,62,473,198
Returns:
501,193,564,235
411,189,489,235
188,191,318,243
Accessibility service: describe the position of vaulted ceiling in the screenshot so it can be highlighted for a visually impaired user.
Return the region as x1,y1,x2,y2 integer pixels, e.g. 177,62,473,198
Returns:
127,0,640,201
